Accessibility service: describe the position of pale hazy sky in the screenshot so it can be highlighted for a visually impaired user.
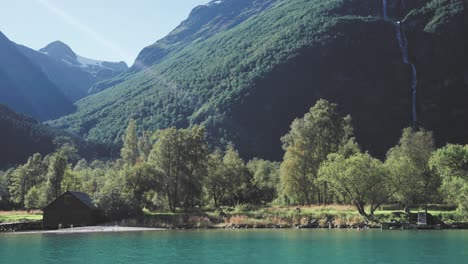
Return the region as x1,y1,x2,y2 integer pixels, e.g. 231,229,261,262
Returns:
0,0,210,65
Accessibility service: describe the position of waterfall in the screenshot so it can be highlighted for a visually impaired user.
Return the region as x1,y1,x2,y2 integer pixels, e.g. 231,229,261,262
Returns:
411,64,417,128
395,22,409,64
383,0,388,19
383,0,418,128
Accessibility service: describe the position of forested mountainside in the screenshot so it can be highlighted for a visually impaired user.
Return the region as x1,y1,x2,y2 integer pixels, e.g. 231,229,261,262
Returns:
89,0,276,93
0,104,115,168
0,104,57,168
50,0,468,160
17,41,128,101
0,32,75,121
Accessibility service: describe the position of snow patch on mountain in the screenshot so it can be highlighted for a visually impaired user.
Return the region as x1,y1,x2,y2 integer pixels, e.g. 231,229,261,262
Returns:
207,0,223,6
77,55,103,68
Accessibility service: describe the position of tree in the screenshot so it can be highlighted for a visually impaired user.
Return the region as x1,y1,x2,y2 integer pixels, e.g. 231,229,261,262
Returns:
8,153,46,207
319,151,390,220
180,125,208,208
280,99,353,204
126,162,158,209
149,128,184,211
121,119,139,166
138,130,154,162
429,144,468,213
62,168,82,193
385,128,438,211
204,150,229,207
0,170,12,209
248,159,280,204
223,144,253,205
24,184,47,210
46,147,71,202
8,165,29,206
95,167,135,219
148,126,208,211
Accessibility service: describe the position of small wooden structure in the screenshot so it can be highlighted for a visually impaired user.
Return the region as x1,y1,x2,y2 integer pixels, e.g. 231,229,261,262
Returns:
43,191,103,230
417,212,427,225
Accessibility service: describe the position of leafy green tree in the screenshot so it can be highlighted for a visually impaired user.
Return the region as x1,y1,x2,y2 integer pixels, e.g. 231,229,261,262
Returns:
148,127,184,211
223,144,253,205
74,159,108,196
8,153,46,207
319,151,390,220
46,147,72,202
0,170,12,209
62,168,82,193
385,128,439,211
204,150,228,207
247,158,280,204
429,144,468,213
8,165,29,206
180,126,208,208
148,126,208,211
280,99,353,204
138,130,154,162
95,167,136,219
121,119,139,166
24,184,47,210
126,162,158,208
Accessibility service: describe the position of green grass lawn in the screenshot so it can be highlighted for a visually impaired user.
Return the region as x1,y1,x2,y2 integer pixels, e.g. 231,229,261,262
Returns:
0,211,43,223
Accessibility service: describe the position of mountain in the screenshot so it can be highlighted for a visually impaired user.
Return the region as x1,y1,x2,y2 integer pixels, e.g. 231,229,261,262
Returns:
89,0,276,94
0,32,75,121
50,0,468,160
0,104,58,168
133,0,276,71
16,41,128,101
0,104,116,169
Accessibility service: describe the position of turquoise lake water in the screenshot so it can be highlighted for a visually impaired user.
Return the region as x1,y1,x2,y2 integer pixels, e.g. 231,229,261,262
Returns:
1,230,467,263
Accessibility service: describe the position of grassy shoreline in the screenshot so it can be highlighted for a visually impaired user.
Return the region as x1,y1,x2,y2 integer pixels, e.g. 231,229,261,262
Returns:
0,211,42,223
2,205,466,230
119,205,468,229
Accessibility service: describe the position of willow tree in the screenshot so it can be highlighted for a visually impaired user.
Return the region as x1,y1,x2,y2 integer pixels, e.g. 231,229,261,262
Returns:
280,99,353,205
319,151,390,220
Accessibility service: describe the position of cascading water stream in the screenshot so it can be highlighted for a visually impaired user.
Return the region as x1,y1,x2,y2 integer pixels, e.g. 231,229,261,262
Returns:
383,0,388,19
383,0,418,128
395,22,409,64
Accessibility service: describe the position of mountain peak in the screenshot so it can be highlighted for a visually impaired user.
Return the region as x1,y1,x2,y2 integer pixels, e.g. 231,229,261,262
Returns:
39,40,78,65
0,31,12,45
0,31,7,39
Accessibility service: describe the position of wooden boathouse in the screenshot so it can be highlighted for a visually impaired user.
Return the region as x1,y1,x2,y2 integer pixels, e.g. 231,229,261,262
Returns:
43,191,104,229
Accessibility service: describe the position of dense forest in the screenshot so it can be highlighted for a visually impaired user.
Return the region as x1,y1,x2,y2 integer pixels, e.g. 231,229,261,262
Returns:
0,104,57,169
50,0,468,160
2,100,466,221
0,104,116,169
